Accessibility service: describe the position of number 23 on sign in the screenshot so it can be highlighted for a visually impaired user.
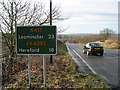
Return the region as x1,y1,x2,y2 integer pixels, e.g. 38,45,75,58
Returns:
48,34,54,39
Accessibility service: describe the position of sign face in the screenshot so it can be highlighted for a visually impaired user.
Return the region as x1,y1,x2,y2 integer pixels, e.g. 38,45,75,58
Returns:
16,26,57,55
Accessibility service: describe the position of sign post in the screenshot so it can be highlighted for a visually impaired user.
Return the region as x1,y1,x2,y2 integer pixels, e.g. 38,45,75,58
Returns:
28,55,31,88
43,55,46,87
50,0,53,64
16,26,57,88
50,0,52,26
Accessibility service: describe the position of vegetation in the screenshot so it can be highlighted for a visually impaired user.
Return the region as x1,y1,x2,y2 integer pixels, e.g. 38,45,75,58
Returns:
99,28,116,39
3,40,109,89
1,0,68,84
96,36,119,49
59,28,119,49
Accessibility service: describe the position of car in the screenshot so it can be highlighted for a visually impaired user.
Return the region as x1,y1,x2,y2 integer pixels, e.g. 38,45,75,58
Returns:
83,42,104,56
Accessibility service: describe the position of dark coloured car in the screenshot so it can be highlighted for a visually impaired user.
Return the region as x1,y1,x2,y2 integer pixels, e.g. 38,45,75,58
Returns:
83,42,104,56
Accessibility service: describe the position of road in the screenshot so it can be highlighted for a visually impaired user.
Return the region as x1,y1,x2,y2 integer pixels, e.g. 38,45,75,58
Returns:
66,42,119,88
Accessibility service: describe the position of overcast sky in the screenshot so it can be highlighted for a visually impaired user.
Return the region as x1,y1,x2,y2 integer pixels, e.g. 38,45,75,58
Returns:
45,0,118,34
2,0,119,34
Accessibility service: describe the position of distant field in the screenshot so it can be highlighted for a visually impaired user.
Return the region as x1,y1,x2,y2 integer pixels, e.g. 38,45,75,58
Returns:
59,33,97,37
96,39,119,50
78,39,119,50
59,34,119,49
59,33,118,37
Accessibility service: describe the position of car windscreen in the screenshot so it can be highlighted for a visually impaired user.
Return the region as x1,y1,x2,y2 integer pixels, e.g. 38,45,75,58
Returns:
89,43,102,47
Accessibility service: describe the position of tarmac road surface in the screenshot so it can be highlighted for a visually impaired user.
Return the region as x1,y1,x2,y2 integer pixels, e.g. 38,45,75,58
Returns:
66,42,119,88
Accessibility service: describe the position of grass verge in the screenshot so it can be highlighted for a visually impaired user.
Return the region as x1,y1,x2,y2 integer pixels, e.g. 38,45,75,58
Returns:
3,40,109,89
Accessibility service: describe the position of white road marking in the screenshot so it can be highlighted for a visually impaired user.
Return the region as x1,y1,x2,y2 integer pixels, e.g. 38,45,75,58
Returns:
66,44,112,88
72,49,97,75
99,75,111,86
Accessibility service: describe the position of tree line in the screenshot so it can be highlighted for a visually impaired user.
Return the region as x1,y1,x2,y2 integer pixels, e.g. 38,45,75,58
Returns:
0,0,68,85
59,28,118,44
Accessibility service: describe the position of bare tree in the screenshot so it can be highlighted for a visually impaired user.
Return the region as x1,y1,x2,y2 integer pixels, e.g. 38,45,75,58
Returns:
99,28,115,39
0,0,68,73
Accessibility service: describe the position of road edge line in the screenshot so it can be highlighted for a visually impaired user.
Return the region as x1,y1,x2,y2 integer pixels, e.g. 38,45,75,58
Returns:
72,49,114,88
66,44,113,88
72,49,97,75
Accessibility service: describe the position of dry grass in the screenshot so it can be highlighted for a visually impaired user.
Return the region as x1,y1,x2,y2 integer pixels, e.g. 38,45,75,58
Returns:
96,36,119,49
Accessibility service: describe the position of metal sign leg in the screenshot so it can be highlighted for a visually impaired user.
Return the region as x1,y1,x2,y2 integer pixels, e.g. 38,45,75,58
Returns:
43,55,46,87
28,55,31,88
